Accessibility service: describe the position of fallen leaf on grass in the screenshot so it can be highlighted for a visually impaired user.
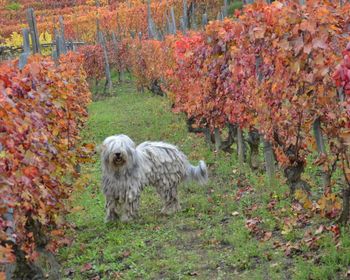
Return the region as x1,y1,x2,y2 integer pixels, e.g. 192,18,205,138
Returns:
247,204,258,212
315,225,325,235
208,239,220,245
284,242,302,257
273,240,283,249
80,263,93,272
267,199,277,211
303,236,320,250
245,217,264,239
281,217,297,235
291,202,303,212
262,231,272,241
71,206,84,212
122,250,131,258
113,272,123,279
231,211,239,216
235,186,254,201
51,229,64,236
328,224,341,240
58,237,73,246
245,217,261,232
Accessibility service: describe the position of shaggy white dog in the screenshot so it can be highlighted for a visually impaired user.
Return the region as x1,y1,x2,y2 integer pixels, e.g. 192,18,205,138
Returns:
99,134,208,222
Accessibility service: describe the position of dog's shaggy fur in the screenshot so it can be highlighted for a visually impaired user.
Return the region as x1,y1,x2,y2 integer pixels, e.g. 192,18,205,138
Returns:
99,134,208,222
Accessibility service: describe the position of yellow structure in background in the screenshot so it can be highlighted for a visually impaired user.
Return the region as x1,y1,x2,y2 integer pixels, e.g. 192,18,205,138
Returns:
4,31,53,55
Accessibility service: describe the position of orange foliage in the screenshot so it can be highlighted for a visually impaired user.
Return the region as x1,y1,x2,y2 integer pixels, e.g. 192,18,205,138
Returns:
0,53,91,263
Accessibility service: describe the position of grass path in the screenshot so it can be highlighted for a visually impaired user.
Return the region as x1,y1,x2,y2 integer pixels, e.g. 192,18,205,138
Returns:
59,81,350,280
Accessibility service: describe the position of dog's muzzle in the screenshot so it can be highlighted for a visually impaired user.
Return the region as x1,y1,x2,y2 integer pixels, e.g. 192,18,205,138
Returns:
112,152,125,166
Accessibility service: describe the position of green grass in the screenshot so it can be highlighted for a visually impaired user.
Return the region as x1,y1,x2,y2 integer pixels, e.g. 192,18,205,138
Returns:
5,2,22,11
59,80,350,279
228,0,244,15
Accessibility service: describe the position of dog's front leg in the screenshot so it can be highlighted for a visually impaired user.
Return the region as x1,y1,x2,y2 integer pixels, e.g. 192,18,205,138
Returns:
105,196,119,222
120,192,140,222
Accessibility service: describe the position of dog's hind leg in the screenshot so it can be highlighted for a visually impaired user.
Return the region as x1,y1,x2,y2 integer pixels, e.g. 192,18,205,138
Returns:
158,185,181,215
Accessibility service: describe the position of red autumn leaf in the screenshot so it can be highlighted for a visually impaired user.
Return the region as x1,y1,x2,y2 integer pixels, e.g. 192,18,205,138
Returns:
328,224,341,239
51,230,64,236
80,263,93,272
22,166,39,179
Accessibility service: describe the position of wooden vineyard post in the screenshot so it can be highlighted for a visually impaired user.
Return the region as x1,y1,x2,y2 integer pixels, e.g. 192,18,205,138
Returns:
263,140,276,186
58,16,68,53
19,29,31,69
180,17,186,33
26,8,40,54
166,13,171,35
147,0,158,39
54,26,67,60
313,117,331,189
98,31,113,95
256,55,276,187
237,127,245,165
202,13,208,28
170,7,177,34
217,10,224,21
182,0,188,31
189,2,197,30
248,129,261,170
112,31,124,83
203,126,213,149
223,0,228,18
214,128,222,152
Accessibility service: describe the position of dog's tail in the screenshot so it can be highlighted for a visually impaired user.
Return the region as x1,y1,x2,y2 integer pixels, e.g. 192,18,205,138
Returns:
186,160,208,185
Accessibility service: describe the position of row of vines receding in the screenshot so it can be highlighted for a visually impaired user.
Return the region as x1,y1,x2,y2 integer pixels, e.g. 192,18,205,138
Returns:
75,0,350,225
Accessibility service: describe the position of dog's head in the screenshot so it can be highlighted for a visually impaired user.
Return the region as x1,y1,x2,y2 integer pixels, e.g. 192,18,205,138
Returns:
99,134,136,172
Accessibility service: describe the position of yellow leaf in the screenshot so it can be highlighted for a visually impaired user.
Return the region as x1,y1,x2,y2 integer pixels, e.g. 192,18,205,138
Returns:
303,199,312,209
0,150,6,158
281,224,293,235
294,189,306,200
295,189,312,209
